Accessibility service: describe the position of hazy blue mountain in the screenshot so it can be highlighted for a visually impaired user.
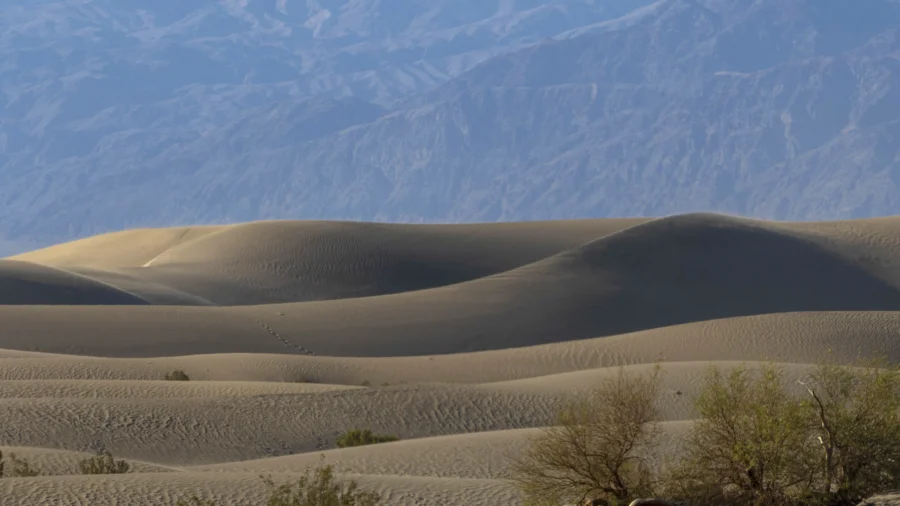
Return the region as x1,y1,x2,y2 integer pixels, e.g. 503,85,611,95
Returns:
1,0,898,248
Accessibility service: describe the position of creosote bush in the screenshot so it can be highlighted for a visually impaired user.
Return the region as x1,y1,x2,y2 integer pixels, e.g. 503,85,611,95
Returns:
175,463,382,506
336,429,399,448
175,497,218,506
0,450,40,477
165,369,191,381
799,358,900,505
664,364,817,505
77,450,130,475
511,359,900,506
510,365,662,506
262,463,382,506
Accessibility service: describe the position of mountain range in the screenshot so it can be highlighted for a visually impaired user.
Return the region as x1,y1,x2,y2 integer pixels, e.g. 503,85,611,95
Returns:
1,0,898,252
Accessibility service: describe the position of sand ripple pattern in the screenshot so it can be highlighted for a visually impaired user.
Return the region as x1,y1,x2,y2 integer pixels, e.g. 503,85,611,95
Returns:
4,214,900,504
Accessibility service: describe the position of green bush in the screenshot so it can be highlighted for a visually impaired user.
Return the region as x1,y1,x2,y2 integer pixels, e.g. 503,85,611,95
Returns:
175,497,218,506
336,429,399,449
666,361,900,506
509,366,662,506
175,464,382,506
164,369,190,381
799,358,900,505
263,464,382,506
77,451,130,475
665,364,817,505
511,359,900,506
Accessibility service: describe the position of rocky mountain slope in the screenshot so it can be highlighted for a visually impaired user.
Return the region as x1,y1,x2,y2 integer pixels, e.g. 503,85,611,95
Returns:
1,0,898,249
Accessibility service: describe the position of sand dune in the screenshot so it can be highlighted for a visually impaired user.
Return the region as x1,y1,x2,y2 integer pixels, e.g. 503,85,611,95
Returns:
8,226,225,269
0,472,522,506
5,214,900,357
0,260,148,305
191,422,695,479
4,214,900,504
0,361,845,468
0,311,898,383
11,219,644,305
0,447,175,476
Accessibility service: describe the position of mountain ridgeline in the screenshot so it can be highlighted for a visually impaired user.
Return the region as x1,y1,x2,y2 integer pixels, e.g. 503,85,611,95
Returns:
1,0,898,248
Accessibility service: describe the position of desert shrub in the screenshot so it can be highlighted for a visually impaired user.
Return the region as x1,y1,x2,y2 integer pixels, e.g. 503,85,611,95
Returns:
664,364,817,506
509,366,662,506
0,451,40,477
175,497,218,506
335,429,398,448
165,369,190,381
262,463,382,506
798,358,900,505
174,465,382,505
512,359,900,506
77,450,130,475
8,453,40,477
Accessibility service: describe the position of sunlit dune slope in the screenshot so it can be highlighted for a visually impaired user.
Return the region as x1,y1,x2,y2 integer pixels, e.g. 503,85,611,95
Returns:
9,219,645,305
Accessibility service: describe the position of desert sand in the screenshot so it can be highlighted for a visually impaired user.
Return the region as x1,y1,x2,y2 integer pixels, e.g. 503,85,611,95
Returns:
3,213,900,505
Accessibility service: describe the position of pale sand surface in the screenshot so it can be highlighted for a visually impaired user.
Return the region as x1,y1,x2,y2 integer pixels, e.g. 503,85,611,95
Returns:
0,472,521,506
0,311,897,384
0,447,176,475
3,214,900,504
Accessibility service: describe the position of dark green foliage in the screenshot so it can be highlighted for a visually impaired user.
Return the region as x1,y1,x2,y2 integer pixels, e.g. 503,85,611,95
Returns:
77,451,130,475
335,429,399,449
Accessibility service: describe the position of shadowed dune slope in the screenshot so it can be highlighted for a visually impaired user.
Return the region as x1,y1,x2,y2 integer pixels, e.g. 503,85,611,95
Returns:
0,260,149,305
0,305,300,357
235,213,900,355
9,219,646,305
4,214,900,356
0,311,898,381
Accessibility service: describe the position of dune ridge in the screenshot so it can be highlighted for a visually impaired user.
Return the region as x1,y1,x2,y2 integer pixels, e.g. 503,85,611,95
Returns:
4,213,900,504
10,219,645,305
5,214,900,357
